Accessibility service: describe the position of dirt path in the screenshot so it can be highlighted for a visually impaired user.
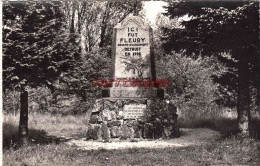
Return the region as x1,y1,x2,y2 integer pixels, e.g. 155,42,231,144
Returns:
65,128,221,150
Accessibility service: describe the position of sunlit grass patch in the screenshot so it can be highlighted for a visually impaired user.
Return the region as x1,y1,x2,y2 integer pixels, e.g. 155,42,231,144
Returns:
3,112,87,149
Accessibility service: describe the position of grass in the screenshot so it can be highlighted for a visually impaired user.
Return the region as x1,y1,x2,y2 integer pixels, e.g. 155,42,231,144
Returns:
3,112,260,165
178,109,260,139
3,138,260,166
3,112,88,149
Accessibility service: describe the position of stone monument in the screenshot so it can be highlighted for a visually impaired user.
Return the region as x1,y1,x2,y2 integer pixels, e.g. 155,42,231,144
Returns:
86,14,179,141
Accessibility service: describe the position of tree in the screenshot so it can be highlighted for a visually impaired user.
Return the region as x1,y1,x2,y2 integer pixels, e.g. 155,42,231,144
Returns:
162,1,259,136
56,1,143,103
63,0,142,52
59,48,112,102
156,50,220,118
3,1,79,140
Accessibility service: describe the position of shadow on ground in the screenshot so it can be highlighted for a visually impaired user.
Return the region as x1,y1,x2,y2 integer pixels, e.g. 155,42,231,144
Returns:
3,122,71,150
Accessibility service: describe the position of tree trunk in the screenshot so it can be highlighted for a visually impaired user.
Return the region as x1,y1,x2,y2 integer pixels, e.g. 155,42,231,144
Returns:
256,48,260,112
99,26,106,48
19,87,29,141
255,1,260,113
99,3,109,48
256,86,260,112
237,52,251,137
70,3,75,33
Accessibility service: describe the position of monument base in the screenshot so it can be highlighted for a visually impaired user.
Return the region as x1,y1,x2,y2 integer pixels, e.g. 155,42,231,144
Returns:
86,98,180,141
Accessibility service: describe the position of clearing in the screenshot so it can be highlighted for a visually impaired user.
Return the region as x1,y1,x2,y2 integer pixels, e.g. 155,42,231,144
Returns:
65,128,221,150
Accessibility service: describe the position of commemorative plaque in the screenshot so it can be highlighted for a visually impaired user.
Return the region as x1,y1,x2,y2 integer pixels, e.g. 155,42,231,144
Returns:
123,104,146,119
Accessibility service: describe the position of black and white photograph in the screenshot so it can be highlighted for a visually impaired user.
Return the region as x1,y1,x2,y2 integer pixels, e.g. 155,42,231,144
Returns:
2,0,260,165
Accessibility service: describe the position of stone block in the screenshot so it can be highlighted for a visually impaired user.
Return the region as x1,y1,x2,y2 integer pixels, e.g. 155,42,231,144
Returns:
117,100,123,107
167,101,177,114
153,118,163,139
110,111,117,120
97,127,102,141
143,123,153,139
104,100,114,109
163,125,172,138
98,114,103,123
119,124,132,140
102,109,112,121
129,126,135,139
107,120,122,127
118,110,124,116
89,114,99,124
86,124,101,140
111,126,120,138
147,99,153,107
125,120,136,127
92,100,103,113
172,126,180,138
137,118,145,124
101,122,110,141
114,105,119,114
117,115,124,120
163,124,180,138
117,110,124,119
133,123,143,138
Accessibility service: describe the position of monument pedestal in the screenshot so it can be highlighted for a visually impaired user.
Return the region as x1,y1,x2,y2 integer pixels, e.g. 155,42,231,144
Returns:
86,98,180,140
